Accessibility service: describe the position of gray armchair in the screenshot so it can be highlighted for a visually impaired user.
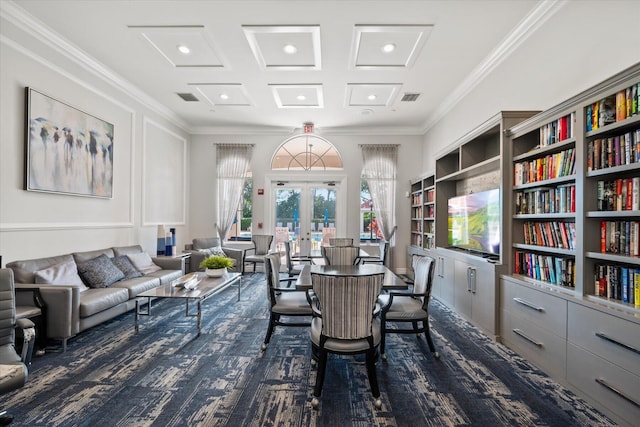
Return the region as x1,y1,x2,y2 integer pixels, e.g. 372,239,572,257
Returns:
0,268,36,425
183,237,245,274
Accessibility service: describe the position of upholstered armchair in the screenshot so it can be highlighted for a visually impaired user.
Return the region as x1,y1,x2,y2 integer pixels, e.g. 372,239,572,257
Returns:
378,254,439,360
261,253,312,351
0,269,36,425
283,240,313,277
321,245,360,266
243,234,274,274
309,271,385,409
183,237,245,273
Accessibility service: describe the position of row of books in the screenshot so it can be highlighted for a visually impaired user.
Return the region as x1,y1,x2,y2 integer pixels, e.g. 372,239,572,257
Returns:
514,184,576,215
587,129,640,171
514,251,576,287
426,188,435,203
539,113,575,147
594,264,640,307
412,206,422,218
596,178,640,211
523,221,576,250
411,193,422,206
586,83,639,132
425,206,434,218
599,220,640,257
514,148,576,186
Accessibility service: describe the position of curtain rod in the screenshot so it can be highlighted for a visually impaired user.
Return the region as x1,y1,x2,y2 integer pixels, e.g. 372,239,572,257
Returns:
358,144,400,147
212,143,256,147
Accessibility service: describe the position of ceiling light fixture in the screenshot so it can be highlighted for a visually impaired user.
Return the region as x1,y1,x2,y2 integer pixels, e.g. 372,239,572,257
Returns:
367,94,377,100
382,43,396,53
283,44,298,54
296,95,306,101
219,93,229,100
177,44,191,54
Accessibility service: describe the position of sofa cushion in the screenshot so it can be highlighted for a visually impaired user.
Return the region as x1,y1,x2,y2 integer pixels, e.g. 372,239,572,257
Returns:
73,248,115,263
145,269,184,286
33,259,88,292
7,254,76,284
110,276,161,298
111,256,143,280
79,287,130,318
77,254,125,288
113,245,144,257
192,238,221,250
127,252,162,274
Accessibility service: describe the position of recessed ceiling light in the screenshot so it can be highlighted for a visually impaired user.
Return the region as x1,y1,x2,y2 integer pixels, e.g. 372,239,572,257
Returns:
177,44,191,54
220,94,229,100
283,44,298,54
382,43,396,53
367,94,377,100
296,95,306,101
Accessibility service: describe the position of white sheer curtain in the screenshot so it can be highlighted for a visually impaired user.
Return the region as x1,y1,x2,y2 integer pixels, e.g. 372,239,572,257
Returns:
216,144,253,241
361,144,398,243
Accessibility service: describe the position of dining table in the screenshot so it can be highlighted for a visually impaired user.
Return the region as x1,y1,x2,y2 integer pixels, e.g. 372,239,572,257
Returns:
295,264,409,291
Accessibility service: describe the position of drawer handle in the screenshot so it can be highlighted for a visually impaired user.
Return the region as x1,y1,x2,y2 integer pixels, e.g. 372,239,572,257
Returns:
513,329,543,347
595,332,640,356
595,378,640,408
513,297,544,312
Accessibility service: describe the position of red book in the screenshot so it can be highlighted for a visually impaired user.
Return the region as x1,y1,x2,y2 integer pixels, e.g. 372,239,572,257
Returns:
626,179,633,210
601,221,606,253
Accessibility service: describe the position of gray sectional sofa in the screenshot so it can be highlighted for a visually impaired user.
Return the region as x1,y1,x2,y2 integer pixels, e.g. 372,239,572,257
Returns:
183,237,245,274
7,245,183,351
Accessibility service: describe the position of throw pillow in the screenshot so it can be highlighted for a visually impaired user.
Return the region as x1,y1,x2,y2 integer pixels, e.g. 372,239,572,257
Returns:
111,255,143,280
34,259,89,292
127,252,162,274
210,245,227,257
77,254,125,288
198,248,213,257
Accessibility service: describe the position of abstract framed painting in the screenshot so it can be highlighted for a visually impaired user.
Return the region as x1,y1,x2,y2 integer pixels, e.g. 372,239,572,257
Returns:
25,87,114,198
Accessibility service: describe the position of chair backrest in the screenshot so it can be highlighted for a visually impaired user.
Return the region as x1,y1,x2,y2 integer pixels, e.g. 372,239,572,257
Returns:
322,246,359,265
329,238,353,247
283,240,295,273
0,269,16,347
252,234,274,255
264,252,281,306
311,272,384,340
378,240,389,264
412,255,436,307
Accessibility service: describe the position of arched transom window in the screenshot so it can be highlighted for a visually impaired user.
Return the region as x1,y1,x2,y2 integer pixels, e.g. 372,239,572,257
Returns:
271,133,343,170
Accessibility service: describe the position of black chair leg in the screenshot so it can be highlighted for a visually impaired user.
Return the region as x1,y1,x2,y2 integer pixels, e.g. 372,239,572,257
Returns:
424,321,439,358
261,314,279,351
312,349,328,408
380,318,387,359
366,348,382,408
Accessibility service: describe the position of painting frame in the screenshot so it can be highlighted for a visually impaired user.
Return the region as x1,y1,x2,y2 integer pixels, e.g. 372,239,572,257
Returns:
25,87,114,198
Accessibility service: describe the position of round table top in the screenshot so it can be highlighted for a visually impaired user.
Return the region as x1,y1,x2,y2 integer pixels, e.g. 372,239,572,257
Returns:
308,264,386,276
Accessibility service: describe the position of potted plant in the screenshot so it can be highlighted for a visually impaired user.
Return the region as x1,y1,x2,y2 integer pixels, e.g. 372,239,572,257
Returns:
200,255,234,277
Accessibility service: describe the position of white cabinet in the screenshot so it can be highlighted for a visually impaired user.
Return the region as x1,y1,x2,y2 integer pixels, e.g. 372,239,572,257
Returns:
453,257,497,336
433,251,454,308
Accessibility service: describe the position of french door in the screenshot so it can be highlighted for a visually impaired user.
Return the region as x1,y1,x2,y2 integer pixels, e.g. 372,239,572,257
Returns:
272,181,340,258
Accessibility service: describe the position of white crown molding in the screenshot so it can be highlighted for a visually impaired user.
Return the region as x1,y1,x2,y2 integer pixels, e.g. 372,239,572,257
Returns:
420,0,568,134
0,222,134,232
1,0,192,133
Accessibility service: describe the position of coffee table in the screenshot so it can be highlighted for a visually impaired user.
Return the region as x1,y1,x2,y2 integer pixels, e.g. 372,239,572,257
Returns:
135,271,242,335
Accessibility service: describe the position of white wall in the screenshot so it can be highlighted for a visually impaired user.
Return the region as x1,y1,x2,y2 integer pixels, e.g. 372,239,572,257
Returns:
0,16,190,263
422,1,640,167
188,133,423,270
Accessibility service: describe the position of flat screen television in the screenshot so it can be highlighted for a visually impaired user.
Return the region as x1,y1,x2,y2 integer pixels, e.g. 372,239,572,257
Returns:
447,188,500,257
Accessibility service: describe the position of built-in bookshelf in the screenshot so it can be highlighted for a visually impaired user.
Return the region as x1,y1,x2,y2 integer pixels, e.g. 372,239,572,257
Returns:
503,63,640,426
409,174,435,250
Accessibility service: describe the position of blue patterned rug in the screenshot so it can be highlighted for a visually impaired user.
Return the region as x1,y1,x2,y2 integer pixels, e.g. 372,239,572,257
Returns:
5,274,613,426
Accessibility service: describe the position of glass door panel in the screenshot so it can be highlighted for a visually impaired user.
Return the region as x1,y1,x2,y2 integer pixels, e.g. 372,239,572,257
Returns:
274,187,301,255
310,187,336,257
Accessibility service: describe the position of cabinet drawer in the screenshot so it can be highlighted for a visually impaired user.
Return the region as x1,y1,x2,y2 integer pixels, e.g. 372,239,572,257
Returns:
567,343,640,426
501,278,567,339
568,302,640,378
501,309,566,380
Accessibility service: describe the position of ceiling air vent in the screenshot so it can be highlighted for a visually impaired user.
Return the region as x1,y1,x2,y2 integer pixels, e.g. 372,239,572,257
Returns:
401,93,420,102
177,92,199,102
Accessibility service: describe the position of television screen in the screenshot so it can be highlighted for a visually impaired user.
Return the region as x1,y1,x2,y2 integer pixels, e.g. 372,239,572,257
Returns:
448,188,500,256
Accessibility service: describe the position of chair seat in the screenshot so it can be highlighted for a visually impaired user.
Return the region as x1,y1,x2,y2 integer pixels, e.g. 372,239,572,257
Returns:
244,254,266,263
380,295,427,321
0,364,27,394
273,292,313,315
0,345,22,365
311,317,380,352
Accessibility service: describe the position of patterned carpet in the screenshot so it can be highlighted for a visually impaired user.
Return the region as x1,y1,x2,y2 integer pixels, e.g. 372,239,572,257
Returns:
4,273,613,426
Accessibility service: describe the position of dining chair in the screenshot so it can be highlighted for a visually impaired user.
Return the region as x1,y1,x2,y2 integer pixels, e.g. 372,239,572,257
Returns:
379,254,439,360
261,253,312,351
321,245,360,266
283,240,313,277
309,271,385,409
0,269,36,425
357,240,389,266
328,237,353,247
243,234,274,274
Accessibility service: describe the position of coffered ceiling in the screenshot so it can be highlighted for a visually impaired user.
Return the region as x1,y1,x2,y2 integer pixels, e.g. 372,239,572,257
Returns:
3,0,562,134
